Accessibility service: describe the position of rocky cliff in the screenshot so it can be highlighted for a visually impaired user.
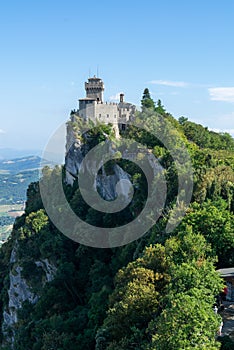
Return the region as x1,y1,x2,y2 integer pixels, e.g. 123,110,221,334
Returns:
65,117,132,200
0,117,133,349
2,238,57,346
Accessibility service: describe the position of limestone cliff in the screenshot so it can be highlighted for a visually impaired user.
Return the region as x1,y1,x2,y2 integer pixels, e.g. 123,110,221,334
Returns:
0,118,132,348
65,141,131,201
2,239,57,346
65,118,132,200
0,117,141,349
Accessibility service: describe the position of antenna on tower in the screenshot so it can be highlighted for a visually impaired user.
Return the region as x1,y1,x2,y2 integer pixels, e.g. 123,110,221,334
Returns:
97,65,99,78
89,68,91,78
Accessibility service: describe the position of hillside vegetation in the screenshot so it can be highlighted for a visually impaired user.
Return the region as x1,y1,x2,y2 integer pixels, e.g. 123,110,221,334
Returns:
0,90,233,349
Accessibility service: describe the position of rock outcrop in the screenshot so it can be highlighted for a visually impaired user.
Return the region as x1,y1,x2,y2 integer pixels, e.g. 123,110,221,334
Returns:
65,121,132,200
2,241,56,346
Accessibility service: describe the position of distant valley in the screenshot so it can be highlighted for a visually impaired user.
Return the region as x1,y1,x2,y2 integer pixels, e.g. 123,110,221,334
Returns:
0,155,52,244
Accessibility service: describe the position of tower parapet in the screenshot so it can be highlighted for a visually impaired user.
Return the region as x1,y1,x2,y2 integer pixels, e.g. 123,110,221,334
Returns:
85,76,104,102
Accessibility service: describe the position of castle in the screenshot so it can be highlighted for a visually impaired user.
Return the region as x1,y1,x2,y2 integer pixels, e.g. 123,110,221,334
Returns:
71,76,136,134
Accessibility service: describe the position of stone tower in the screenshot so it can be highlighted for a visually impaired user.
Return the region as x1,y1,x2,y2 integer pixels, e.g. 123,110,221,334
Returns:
74,76,136,136
85,76,104,102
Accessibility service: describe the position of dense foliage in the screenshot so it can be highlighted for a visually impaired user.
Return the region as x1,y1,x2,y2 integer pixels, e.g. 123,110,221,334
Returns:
0,90,233,349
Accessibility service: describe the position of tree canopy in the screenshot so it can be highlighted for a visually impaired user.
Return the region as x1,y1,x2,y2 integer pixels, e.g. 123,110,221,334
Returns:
0,90,233,349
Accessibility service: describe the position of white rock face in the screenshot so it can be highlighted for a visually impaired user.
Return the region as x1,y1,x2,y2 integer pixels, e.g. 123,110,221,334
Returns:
2,242,57,345
65,121,133,199
9,241,18,264
35,258,57,283
65,140,132,201
65,140,84,185
96,164,131,201
3,265,37,328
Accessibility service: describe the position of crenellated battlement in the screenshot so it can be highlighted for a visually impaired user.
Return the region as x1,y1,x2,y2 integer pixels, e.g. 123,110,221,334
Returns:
85,76,104,102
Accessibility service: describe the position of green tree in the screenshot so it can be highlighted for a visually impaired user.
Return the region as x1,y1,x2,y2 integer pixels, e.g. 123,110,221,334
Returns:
180,200,234,267
151,292,221,350
141,88,155,109
178,116,188,125
155,99,166,115
96,230,222,349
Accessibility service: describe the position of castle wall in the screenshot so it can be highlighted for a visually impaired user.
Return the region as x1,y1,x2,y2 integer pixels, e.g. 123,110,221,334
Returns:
77,101,120,136
76,77,136,138
118,103,136,122
95,103,119,126
78,102,119,125
79,102,95,120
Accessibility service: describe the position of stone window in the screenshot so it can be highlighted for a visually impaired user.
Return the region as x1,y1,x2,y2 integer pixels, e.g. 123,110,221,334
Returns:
107,114,109,118
99,114,101,118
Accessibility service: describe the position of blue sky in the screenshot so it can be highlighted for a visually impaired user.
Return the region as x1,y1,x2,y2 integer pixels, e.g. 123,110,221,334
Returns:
1,0,234,151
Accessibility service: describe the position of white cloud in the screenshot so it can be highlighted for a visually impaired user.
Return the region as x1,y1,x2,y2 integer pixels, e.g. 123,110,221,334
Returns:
109,92,124,101
209,87,234,102
0,129,5,134
149,80,189,87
